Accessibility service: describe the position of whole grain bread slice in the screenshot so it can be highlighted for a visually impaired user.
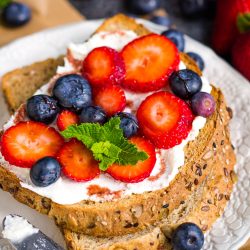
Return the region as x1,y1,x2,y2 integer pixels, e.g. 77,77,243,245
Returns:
2,56,64,112
0,14,236,246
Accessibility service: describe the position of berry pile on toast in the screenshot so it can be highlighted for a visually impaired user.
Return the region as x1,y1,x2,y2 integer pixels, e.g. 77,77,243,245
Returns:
0,22,215,185
0,14,236,250
0,30,215,184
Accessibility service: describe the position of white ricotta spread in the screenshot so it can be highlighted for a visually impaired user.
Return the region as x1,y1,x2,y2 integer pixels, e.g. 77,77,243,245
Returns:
2,215,39,243
0,30,212,205
68,31,138,61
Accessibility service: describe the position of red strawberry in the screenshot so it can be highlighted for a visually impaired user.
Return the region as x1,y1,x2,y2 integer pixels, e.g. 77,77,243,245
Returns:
137,92,194,149
57,139,100,182
107,136,156,183
93,85,126,116
121,34,179,92
232,31,250,81
82,46,125,88
57,110,79,131
0,121,64,168
212,0,250,55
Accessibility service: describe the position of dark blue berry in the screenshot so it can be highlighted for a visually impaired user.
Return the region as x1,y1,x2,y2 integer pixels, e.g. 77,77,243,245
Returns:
187,52,205,71
179,0,213,18
150,15,171,27
30,157,61,187
26,95,59,124
161,29,185,52
170,69,202,99
115,112,138,138
80,106,107,124
53,74,92,112
128,0,161,15
2,2,31,27
191,92,215,117
172,222,204,250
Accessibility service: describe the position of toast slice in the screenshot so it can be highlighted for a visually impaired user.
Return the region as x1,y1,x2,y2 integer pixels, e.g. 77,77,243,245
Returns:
0,14,236,249
2,56,64,112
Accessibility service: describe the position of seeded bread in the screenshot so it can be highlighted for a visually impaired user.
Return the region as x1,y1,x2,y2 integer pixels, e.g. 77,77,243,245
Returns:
0,14,236,248
63,121,236,249
2,56,64,112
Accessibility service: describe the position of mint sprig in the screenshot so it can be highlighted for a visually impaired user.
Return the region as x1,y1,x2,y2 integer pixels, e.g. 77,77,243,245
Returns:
61,117,148,171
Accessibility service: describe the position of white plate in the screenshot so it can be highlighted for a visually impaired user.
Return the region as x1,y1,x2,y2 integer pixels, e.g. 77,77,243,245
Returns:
0,19,250,250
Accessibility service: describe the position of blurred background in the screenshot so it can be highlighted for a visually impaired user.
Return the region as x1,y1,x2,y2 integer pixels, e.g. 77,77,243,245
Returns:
69,0,215,44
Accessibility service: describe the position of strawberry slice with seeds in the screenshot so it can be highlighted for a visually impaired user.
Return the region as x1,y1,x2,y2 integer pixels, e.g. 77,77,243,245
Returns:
137,91,194,149
93,85,126,116
0,121,64,168
57,110,79,131
107,136,156,183
121,34,180,92
57,140,100,182
82,46,125,88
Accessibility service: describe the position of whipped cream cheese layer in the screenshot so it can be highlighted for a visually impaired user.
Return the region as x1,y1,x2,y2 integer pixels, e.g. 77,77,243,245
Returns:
68,30,138,61
0,30,211,204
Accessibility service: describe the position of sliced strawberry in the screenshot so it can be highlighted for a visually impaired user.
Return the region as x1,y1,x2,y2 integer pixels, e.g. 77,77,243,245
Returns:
121,34,180,92
93,85,126,116
57,140,100,182
82,46,125,88
57,110,79,131
137,92,194,149
0,121,64,168
107,136,156,183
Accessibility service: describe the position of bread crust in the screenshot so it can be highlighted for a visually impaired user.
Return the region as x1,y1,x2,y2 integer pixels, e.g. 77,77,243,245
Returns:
0,14,236,242
63,116,235,249
2,57,64,112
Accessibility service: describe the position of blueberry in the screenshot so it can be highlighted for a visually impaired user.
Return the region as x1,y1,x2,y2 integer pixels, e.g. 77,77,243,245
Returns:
80,106,107,124
191,92,215,117
179,0,215,18
115,112,138,138
53,74,92,112
172,222,204,250
161,29,185,52
30,157,61,187
170,69,202,99
187,52,205,71
150,15,171,27
26,95,59,124
2,2,31,27
128,0,161,15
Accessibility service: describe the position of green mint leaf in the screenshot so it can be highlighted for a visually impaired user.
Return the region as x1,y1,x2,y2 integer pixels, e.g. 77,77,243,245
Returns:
101,117,123,144
61,117,149,171
61,122,101,149
98,156,117,172
116,137,148,165
91,141,121,171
